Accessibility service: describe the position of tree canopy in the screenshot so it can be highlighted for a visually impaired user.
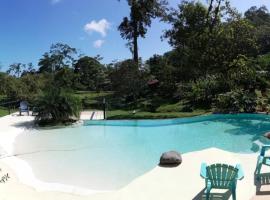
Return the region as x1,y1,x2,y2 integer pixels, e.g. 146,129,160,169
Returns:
118,0,168,64
1,1,270,119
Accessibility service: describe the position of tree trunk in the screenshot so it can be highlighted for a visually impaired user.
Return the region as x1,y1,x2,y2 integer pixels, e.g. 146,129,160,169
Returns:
131,0,139,65
132,20,139,65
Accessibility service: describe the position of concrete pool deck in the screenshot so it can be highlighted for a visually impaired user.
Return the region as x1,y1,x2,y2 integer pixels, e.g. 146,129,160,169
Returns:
0,113,269,200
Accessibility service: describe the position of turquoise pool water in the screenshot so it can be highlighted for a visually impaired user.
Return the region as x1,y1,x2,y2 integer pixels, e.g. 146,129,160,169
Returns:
14,114,270,190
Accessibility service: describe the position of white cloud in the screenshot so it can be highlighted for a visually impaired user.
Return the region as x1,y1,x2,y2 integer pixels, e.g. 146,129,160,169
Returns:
93,40,105,48
84,19,110,37
51,0,62,4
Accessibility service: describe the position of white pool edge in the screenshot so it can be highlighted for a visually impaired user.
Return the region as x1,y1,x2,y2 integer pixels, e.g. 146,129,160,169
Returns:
0,114,111,196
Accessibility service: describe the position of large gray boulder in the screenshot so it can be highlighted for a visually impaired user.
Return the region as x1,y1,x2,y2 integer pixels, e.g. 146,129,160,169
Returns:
159,151,182,166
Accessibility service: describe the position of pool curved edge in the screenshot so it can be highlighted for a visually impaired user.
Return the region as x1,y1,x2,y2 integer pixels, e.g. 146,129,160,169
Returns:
84,113,270,127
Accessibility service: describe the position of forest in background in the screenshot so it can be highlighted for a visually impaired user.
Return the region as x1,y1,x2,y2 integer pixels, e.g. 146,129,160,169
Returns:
1,0,270,122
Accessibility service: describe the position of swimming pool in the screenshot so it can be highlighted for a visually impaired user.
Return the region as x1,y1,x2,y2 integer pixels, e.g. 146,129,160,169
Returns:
13,114,270,191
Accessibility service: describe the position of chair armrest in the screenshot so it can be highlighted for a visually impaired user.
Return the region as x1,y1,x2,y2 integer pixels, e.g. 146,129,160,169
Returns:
236,164,244,180
200,163,207,178
261,145,270,156
255,156,264,175
258,156,264,165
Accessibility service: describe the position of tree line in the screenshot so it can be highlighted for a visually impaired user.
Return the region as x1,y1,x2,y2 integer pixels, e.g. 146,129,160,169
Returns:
1,0,270,123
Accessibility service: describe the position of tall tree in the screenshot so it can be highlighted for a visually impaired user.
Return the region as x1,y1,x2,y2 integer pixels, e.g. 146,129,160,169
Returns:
74,56,106,91
164,1,257,79
118,0,168,64
6,63,26,78
38,43,77,73
245,6,270,54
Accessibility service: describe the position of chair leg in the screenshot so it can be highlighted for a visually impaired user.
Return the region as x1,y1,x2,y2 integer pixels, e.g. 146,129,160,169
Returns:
206,191,210,200
205,187,211,200
232,188,236,200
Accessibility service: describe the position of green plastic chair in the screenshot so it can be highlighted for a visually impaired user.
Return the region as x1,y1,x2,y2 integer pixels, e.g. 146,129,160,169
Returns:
255,145,270,181
200,163,244,200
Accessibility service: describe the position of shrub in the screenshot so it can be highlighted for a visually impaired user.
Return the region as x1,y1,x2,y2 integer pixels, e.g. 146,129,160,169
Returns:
35,87,82,125
257,98,269,112
187,75,226,108
214,89,257,113
110,60,147,102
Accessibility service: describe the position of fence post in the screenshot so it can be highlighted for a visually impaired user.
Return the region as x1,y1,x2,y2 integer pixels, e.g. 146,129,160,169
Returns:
103,98,106,120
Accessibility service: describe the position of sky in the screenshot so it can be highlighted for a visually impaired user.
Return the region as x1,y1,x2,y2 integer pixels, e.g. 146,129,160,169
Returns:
0,0,270,71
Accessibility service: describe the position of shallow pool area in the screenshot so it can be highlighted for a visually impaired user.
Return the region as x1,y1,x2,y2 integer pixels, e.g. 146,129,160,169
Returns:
13,114,270,191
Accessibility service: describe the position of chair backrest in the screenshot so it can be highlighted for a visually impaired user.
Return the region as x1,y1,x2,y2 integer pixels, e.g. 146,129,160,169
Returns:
20,101,28,110
260,145,270,157
206,164,238,189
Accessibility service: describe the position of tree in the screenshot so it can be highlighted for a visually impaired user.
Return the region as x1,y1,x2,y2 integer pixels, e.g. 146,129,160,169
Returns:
6,63,26,77
35,86,82,125
164,1,258,79
0,72,8,95
245,6,270,54
21,63,36,76
146,54,177,98
118,0,168,64
245,6,270,26
54,67,76,89
110,59,147,102
74,56,106,91
38,43,77,73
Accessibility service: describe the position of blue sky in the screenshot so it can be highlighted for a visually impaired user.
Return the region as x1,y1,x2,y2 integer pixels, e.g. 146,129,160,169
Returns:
0,0,270,71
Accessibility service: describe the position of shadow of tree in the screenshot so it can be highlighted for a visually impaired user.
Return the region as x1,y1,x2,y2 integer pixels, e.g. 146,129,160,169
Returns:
10,120,35,130
221,118,270,143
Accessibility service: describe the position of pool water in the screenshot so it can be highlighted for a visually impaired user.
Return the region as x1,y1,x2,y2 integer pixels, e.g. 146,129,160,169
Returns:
14,114,270,190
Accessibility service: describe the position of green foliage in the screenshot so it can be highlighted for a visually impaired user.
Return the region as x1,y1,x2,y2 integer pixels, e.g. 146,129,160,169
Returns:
74,56,106,91
215,89,257,113
0,72,49,101
35,87,82,125
257,98,269,112
164,1,258,80
6,63,26,77
109,60,147,102
0,73,7,95
257,54,270,75
0,107,9,117
146,54,177,97
187,75,226,108
226,56,258,90
118,0,168,62
54,67,76,89
245,6,270,54
3,1,270,120
38,43,77,73
107,109,210,120
0,75,27,100
74,91,113,109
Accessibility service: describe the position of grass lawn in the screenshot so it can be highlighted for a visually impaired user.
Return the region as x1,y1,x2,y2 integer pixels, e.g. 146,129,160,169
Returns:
74,91,113,100
0,95,9,117
107,109,211,120
0,95,18,117
0,91,211,119
75,91,211,119
74,91,114,109
0,107,10,117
